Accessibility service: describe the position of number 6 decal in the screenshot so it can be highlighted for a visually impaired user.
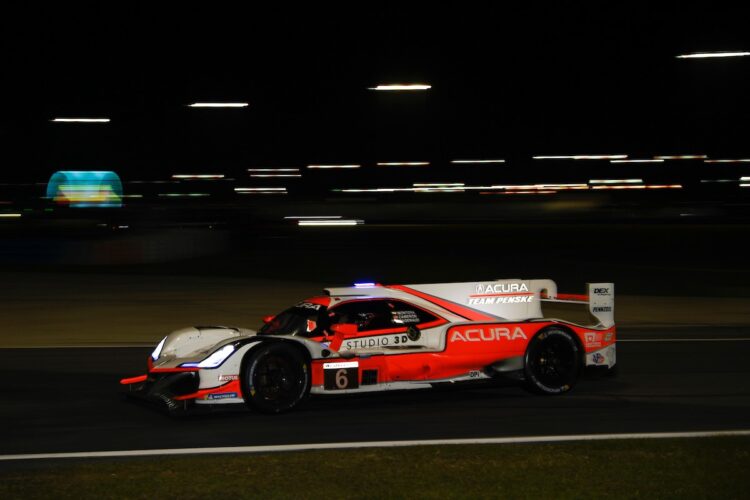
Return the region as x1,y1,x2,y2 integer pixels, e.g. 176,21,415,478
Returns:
323,362,360,390
335,368,349,389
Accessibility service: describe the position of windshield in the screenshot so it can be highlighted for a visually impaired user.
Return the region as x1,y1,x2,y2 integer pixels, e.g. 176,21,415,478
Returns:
259,302,329,338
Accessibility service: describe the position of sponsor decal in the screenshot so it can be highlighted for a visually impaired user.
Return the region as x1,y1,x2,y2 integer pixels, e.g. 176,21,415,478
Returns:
592,353,605,365
306,319,317,332
593,287,611,295
343,334,413,349
584,332,602,348
218,374,239,382
474,282,529,295
391,310,420,324
468,296,533,305
593,306,612,313
296,302,322,310
323,363,359,390
323,361,359,369
207,392,238,400
450,326,528,343
604,332,614,342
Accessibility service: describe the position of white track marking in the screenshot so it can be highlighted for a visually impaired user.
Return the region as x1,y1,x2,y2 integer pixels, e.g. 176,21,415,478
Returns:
1,430,749,461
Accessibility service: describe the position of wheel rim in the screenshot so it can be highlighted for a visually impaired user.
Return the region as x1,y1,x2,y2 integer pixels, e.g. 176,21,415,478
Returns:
529,335,577,388
253,354,300,406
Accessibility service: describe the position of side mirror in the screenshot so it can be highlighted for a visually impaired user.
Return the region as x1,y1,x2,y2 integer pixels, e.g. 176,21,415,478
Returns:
331,323,358,336
262,315,275,324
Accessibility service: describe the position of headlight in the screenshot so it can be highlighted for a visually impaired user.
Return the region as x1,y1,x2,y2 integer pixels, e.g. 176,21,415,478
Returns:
151,336,167,361
197,344,236,368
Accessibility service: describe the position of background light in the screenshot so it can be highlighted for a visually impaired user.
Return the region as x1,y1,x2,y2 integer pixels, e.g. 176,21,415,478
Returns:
188,102,248,108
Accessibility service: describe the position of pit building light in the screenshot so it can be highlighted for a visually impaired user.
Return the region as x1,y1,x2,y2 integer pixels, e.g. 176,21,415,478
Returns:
450,159,506,164
188,102,249,108
368,84,431,91
51,118,110,123
610,159,664,164
654,155,707,160
306,165,361,169
172,174,225,180
533,155,628,160
676,52,750,59
376,162,430,166
298,220,362,226
589,179,643,185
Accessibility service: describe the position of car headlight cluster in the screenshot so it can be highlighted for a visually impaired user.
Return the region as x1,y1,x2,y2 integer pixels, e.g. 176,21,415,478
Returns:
197,344,236,368
151,336,167,361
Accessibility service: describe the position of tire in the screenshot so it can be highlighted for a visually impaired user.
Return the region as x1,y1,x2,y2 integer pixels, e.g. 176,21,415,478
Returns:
523,327,581,395
242,342,310,414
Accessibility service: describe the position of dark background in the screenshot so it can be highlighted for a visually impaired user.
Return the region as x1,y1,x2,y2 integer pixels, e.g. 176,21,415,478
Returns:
0,2,749,295
1,3,748,181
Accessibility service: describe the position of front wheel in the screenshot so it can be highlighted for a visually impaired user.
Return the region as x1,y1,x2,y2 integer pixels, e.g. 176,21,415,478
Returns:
242,342,310,414
523,327,580,395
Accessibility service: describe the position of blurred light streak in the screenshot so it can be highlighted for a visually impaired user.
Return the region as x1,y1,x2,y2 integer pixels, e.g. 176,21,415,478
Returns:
122,194,144,198
676,52,750,59
705,159,750,163
51,118,110,123
533,155,627,160
741,177,750,181
589,179,643,184
157,193,210,197
235,187,287,194
172,174,225,179
500,190,556,195
368,84,431,91
610,159,664,163
298,220,362,226
0,213,22,218
591,184,682,190
188,102,248,107
413,183,465,187
450,159,505,164
306,165,361,169
248,168,300,172
654,155,707,160
700,179,736,183
376,162,430,166
250,174,302,177
284,216,342,219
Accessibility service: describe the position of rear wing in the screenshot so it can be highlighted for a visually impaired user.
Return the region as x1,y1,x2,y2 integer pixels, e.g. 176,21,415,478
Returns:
541,282,615,328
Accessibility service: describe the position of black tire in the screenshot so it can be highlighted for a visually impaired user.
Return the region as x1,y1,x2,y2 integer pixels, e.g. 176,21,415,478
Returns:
523,327,581,395
242,342,310,414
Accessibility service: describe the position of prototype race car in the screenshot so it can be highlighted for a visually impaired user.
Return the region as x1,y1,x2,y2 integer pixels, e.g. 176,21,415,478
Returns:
121,279,616,413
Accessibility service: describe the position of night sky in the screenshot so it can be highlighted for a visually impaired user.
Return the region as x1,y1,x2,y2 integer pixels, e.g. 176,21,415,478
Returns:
1,3,748,184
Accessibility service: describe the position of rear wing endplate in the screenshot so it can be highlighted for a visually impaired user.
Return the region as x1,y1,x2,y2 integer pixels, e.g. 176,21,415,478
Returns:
541,282,615,328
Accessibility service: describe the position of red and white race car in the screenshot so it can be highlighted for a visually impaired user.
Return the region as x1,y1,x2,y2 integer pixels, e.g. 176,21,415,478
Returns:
121,279,616,413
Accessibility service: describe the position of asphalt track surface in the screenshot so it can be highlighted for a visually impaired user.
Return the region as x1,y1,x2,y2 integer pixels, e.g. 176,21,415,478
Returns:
1,326,749,457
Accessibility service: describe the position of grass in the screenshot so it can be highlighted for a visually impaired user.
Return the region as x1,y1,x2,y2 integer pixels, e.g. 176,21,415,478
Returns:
2,437,749,499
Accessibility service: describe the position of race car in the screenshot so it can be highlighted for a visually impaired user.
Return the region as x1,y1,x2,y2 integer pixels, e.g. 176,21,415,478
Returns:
120,279,616,413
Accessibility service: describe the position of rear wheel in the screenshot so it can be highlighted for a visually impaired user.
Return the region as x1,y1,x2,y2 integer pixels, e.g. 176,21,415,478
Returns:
242,343,310,414
523,327,580,395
